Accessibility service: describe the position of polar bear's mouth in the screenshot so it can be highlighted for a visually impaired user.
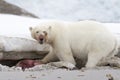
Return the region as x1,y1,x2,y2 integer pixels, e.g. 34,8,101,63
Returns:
39,38,44,44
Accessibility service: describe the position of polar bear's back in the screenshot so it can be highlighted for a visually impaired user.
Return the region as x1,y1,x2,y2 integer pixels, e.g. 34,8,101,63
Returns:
67,20,109,33
66,20,114,41
65,20,116,58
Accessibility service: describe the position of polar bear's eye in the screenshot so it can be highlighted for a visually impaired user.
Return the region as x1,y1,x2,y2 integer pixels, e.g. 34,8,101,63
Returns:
36,31,39,33
43,31,47,35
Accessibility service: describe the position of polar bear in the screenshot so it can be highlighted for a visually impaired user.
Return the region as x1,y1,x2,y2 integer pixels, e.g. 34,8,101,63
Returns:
29,20,118,69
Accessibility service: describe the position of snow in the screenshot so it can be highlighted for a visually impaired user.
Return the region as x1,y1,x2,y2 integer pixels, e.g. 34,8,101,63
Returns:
104,23,120,34
0,14,41,39
0,63,120,80
0,64,120,80
5,0,120,22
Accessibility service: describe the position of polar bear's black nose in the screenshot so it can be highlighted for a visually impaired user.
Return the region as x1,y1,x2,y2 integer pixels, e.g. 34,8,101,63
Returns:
39,35,44,44
39,37,44,44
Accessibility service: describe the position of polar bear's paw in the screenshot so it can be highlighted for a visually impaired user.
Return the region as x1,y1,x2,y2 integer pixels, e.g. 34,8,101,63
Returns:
48,61,76,70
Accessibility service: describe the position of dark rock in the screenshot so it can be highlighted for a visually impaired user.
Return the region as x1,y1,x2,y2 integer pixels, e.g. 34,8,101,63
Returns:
0,51,48,67
0,0,38,18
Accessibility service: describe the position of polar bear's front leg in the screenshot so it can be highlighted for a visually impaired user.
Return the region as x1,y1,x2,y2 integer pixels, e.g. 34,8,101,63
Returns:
49,48,76,69
41,50,58,63
49,61,76,69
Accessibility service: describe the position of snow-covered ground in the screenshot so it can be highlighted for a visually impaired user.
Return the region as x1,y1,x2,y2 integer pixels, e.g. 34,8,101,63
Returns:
5,0,120,22
0,14,120,80
0,64,120,80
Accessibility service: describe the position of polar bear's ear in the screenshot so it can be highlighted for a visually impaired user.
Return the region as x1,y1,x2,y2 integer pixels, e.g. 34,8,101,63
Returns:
29,27,33,31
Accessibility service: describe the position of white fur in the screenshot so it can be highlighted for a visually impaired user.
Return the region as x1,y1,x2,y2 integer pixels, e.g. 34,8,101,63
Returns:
30,20,118,69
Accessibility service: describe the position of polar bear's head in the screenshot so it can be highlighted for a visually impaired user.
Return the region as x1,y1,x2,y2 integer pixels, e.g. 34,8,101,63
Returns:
29,25,53,44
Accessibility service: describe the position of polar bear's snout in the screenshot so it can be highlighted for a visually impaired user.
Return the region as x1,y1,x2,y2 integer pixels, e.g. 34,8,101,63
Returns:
38,34,46,44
